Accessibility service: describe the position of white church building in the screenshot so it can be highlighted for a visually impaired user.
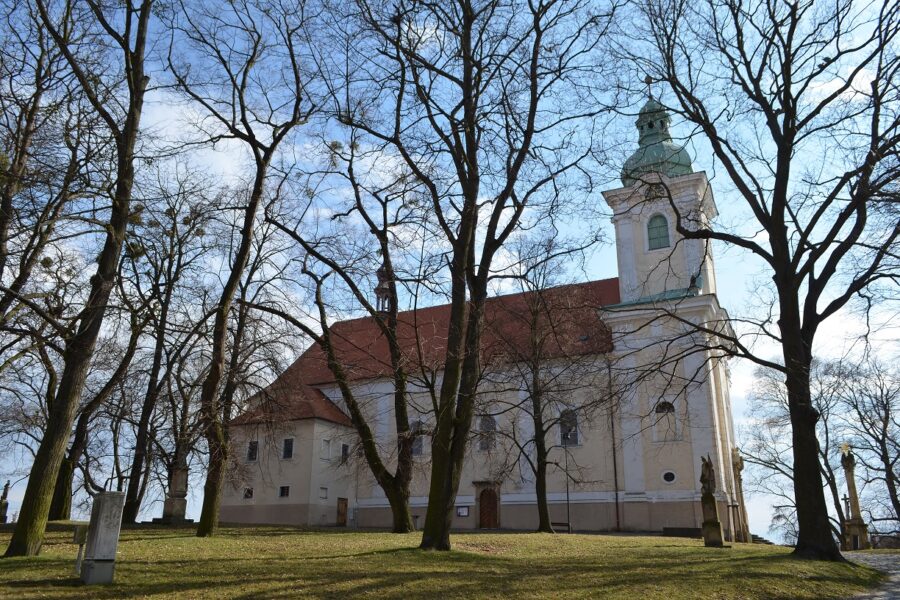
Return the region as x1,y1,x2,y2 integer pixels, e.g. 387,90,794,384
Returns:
220,99,752,542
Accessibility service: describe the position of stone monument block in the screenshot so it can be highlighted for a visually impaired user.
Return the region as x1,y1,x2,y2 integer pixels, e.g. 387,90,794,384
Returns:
81,491,126,585
153,465,192,524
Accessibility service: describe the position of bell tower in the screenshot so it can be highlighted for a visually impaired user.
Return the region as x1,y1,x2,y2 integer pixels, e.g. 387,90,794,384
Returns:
602,97,718,304
374,260,393,314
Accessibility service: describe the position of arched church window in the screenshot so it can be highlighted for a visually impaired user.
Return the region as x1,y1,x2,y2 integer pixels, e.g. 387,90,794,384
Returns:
647,214,670,250
560,409,578,446
655,401,675,414
410,420,426,456
654,401,678,442
478,415,496,451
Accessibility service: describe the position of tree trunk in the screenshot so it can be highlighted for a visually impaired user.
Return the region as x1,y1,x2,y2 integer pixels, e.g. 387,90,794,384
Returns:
196,431,226,537
879,443,900,524
420,294,484,550
122,332,166,523
195,164,269,537
535,455,553,533
3,0,151,558
386,485,413,533
531,380,553,533
47,456,74,521
784,356,843,560
4,327,109,556
4,150,138,556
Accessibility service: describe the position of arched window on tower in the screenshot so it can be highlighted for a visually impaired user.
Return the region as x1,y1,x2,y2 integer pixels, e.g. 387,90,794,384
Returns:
478,415,496,451
647,214,670,250
560,409,578,446
410,420,426,456
654,401,678,442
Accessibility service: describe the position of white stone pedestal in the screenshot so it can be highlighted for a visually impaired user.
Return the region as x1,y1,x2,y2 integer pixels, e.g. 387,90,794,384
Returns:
81,491,126,585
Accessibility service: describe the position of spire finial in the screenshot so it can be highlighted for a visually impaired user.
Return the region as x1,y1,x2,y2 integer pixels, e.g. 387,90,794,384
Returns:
644,75,654,99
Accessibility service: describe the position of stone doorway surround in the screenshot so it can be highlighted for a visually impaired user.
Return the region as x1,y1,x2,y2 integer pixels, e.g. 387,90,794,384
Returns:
474,481,501,529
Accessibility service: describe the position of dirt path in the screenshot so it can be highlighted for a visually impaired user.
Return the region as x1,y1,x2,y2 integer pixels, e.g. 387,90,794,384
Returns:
847,552,900,599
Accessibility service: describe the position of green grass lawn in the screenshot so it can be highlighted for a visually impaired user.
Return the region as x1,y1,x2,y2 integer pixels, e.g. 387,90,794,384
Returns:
0,525,884,599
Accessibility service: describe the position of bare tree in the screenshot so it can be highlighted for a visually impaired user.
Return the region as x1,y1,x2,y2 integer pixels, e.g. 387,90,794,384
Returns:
742,361,848,542
119,164,217,523
322,0,617,550
254,129,441,532
477,237,612,532
621,0,900,559
166,0,314,537
5,0,154,557
834,357,900,535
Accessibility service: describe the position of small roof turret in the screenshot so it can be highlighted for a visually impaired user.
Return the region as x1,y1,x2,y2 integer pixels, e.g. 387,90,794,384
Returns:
621,97,693,186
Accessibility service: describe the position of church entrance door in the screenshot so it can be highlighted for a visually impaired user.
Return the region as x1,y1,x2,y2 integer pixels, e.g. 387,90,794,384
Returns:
336,498,348,526
479,488,499,529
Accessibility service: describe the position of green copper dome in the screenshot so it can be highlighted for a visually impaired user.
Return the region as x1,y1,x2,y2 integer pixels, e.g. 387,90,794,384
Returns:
621,98,693,186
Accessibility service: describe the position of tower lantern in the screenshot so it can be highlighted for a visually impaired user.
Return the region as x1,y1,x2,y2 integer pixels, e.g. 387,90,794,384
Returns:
375,261,392,314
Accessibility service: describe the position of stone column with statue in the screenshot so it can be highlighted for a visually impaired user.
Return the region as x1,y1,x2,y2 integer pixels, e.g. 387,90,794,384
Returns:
153,455,192,525
840,443,870,550
730,448,752,543
700,455,724,547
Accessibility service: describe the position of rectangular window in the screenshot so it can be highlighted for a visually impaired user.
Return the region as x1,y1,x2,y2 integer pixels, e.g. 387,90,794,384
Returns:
320,438,331,460
243,487,254,500
319,487,328,500
282,438,294,459
456,506,469,517
246,440,258,462
341,443,350,465
560,409,579,446
279,485,290,498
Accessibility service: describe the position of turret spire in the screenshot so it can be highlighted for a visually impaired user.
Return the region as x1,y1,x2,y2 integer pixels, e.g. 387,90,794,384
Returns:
621,93,694,186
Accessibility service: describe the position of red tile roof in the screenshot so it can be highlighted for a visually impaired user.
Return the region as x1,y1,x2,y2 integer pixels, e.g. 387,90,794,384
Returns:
232,278,620,427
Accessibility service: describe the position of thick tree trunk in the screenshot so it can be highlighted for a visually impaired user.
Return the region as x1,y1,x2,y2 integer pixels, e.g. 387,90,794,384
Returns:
196,431,227,537
421,296,484,550
385,485,413,533
535,456,553,533
782,342,843,560
4,153,139,556
46,321,142,522
3,0,151,558
47,456,74,521
5,318,114,555
531,382,553,533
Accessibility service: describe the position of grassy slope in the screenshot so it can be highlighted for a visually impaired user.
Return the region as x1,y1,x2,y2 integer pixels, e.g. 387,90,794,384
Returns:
0,526,883,599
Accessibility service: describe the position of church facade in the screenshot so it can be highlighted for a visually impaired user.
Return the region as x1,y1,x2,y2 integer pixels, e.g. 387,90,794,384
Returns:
220,100,752,541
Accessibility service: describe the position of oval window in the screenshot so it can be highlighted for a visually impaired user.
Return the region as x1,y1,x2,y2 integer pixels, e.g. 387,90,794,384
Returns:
662,471,676,483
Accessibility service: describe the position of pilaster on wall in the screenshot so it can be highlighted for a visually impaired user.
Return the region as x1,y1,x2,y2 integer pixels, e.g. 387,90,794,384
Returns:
617,356,646,499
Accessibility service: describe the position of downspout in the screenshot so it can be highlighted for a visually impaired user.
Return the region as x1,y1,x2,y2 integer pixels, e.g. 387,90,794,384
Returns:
607,358,621,531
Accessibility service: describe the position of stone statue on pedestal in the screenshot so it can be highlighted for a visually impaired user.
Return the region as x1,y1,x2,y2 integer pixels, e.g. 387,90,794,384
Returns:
700,455,724,547
730,448,752,543
840,443,870,550
153,454,193,525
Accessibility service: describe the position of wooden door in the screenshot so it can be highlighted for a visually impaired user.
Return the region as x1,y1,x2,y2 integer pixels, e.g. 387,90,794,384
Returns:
337,497,348,526
479,488,499,529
